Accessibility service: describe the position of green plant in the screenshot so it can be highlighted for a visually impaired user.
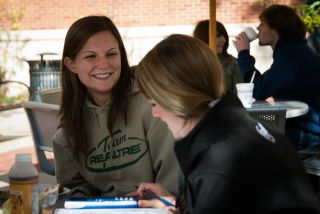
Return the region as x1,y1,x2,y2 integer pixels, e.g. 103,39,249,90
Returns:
0,0,28,101
293,1,320,34
0,96,16,103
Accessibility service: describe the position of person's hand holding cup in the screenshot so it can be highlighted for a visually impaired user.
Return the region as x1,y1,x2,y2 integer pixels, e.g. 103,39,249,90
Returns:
236,83,254,108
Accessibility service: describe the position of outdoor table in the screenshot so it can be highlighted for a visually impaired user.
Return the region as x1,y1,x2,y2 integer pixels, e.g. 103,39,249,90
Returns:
248,100,309,119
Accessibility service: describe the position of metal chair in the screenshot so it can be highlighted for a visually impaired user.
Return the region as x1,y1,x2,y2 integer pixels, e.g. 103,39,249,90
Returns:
22,101,59,176
247,106,287,132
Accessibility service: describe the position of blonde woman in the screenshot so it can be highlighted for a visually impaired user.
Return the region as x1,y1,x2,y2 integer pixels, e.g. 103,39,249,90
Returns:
130,34,320,213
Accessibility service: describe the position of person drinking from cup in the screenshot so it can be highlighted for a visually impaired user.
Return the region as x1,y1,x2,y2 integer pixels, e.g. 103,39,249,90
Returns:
233,4,320,150
128,34,320,213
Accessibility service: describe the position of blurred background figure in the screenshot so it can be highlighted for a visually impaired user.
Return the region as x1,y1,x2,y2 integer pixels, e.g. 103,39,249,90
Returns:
193,20,242,94
233,4,320,151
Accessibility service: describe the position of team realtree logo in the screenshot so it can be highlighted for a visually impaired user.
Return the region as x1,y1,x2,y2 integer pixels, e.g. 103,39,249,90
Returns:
86,129,148,172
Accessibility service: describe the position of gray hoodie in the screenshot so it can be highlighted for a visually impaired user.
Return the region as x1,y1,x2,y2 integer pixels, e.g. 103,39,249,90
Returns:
53,82,179,196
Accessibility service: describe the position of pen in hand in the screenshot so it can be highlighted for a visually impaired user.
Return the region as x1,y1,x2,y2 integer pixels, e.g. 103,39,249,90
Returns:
142,189,175,207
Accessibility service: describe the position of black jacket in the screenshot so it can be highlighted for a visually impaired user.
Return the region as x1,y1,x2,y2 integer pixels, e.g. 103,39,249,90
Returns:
174,93,320,214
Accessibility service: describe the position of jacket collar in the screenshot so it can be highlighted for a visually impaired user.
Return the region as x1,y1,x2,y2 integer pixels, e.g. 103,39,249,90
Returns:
174,92,245,175
273,39,306,55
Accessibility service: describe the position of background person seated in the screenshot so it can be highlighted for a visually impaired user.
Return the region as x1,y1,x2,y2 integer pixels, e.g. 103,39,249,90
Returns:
193,20,242,94
233,4,320,150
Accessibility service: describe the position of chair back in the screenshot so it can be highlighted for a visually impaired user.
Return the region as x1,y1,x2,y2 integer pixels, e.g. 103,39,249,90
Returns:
247,106,287,132
39,87,61,105
22,101,59,175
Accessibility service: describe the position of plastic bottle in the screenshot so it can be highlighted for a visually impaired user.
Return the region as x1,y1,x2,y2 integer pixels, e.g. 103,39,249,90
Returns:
9,153,39,214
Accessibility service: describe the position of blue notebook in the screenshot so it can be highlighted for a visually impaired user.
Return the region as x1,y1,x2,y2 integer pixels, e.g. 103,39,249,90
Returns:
64,196,139,209
54,208,169,214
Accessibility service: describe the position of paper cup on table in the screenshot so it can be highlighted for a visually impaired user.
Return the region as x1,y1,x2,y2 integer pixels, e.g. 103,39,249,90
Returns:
236,83,254,108
244,27,258,42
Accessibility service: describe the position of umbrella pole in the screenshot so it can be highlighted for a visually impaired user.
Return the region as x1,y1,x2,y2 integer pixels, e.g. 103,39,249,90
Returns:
209,0,216,52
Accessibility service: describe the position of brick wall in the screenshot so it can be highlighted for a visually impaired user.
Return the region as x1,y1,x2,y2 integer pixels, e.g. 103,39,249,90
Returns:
0,0,308,97
9,0,306,30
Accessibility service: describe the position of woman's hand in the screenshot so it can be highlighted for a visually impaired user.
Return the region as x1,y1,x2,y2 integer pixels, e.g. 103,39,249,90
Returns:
127,182,176,211
233,32,250,52
71,189,86,197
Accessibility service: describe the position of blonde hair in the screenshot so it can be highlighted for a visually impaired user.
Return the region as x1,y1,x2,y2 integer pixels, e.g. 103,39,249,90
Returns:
136,34,225,120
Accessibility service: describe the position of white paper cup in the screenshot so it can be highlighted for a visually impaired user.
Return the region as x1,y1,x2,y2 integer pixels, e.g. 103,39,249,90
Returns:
244,27,258,42
236,83,254,108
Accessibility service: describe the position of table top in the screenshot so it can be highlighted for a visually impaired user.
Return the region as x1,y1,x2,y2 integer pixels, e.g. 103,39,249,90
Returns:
1,184,169,214
53,208,169,214
249,100,309,119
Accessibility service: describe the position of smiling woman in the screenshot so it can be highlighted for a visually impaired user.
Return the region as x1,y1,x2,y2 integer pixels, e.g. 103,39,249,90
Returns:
63,30,121,107
52,15,179,197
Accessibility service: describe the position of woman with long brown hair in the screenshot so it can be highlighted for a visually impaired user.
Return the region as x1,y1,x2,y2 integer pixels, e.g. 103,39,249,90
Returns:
53,15,179,197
